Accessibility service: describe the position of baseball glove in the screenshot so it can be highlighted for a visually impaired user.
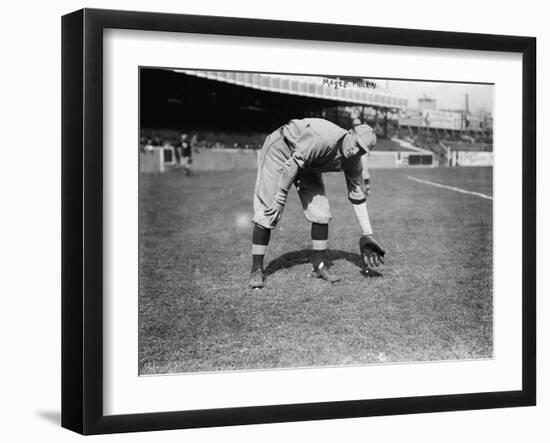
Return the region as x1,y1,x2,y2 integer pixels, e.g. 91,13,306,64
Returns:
359,234,386,268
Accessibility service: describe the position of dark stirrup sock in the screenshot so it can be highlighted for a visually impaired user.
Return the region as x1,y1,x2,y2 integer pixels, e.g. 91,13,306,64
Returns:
251,224,271,272
311,223,328,270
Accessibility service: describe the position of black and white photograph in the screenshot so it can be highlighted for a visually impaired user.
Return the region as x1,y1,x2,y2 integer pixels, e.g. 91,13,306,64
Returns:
138,68,494,375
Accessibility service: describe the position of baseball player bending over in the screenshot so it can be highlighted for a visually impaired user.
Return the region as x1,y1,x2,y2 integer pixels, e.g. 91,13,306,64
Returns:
249,118,386,289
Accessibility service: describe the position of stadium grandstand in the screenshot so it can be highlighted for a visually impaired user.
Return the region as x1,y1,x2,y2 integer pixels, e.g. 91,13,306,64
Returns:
140,68,493,170
140,68,407,146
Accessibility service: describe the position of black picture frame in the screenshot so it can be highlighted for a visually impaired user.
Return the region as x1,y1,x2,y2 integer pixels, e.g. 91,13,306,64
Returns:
62,8,536,435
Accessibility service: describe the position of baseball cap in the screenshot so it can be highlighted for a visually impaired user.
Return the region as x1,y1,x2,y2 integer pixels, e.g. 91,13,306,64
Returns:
352,124,377,152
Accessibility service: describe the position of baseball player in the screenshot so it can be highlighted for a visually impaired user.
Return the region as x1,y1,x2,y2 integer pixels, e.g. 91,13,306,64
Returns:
249,118,386,289
177,133,192,175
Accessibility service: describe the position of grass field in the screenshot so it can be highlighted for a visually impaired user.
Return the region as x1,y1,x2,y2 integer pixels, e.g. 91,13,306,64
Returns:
139,166,493,375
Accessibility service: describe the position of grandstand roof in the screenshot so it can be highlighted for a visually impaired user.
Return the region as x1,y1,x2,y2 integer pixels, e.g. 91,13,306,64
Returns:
173,70,408,109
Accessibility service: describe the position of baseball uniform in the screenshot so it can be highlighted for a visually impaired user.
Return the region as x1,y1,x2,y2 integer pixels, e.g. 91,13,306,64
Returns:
253,118,366,229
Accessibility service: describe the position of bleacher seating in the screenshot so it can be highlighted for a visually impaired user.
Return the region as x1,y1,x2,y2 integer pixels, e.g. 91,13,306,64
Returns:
444,142,493,152
394,128,493,159
141,129,266,150
375,138,411,152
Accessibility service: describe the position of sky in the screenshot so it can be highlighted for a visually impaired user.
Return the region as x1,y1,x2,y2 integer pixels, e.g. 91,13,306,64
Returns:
382,80,494,115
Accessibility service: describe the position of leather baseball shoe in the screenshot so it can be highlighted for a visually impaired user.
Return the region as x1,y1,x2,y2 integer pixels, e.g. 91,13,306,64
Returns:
248,269,265,289
311,263,341,283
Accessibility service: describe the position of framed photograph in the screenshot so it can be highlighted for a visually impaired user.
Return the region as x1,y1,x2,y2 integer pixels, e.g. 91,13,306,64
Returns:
61,8,536,435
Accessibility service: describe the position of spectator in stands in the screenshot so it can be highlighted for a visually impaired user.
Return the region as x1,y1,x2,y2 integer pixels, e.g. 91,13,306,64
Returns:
144,138,155,153
174,137,182,166
190,134,199,152
139,136,147,153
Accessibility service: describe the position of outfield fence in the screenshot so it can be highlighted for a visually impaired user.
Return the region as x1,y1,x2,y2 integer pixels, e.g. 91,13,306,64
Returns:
452,151,494,167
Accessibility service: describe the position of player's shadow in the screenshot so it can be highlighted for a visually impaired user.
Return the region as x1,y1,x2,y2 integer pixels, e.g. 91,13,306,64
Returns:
264,249,382,277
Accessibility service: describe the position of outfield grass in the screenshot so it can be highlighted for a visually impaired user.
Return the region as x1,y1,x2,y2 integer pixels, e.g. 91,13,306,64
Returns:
139,166,493,374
